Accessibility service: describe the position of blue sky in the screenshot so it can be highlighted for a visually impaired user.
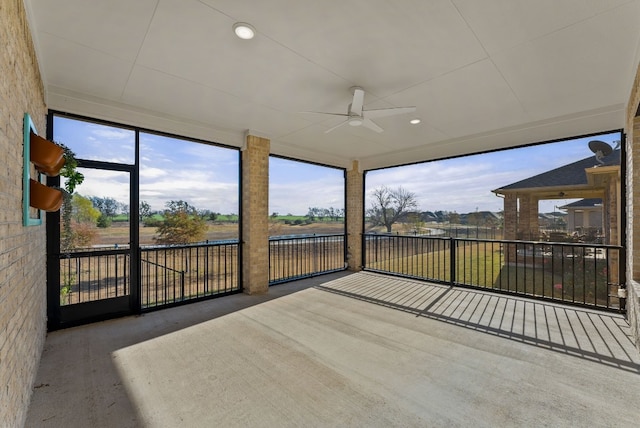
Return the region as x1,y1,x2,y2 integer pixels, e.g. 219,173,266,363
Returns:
269,157,344,215
366,131,621,214
54,116,620,215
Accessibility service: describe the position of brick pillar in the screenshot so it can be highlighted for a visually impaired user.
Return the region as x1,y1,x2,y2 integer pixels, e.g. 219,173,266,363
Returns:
518,195,529,239
607,175,620,246
607,175,620,286
346,160,363,271
528,196,540,240
241,134,270,294
503,194,517,240
503,194,518,265
517,195,536,240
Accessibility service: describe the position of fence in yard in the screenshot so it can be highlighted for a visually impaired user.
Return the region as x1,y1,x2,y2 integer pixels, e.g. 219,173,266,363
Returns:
363,234,623,311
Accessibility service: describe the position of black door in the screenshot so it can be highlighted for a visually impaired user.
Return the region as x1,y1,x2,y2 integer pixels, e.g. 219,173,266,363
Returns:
47,165,138,329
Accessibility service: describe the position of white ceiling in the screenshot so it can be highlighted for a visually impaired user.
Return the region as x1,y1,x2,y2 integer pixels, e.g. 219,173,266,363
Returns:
25,0,640,170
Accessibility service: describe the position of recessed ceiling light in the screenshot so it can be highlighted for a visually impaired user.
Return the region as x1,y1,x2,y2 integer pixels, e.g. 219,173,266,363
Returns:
410,118,421,125
233,22,256,40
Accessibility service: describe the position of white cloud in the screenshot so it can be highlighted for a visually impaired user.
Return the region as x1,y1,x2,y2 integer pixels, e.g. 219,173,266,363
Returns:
139,167,168,179
91,128,134,140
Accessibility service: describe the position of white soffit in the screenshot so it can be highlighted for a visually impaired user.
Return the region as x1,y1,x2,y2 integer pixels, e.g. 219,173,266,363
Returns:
27,0,640,169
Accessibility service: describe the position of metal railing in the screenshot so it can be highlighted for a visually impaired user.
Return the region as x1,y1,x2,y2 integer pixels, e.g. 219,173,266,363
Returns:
140,241,239,309
269,234,346,284
363,234,623,311
59,248,130,306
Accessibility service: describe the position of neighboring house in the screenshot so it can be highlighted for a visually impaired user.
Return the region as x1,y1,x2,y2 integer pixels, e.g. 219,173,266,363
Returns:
561,198,603,233
459,211,502,226
492,147,621,245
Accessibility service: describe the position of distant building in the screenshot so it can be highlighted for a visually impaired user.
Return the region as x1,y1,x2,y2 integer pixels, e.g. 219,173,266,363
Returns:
492,146,620,244
560,198,603,233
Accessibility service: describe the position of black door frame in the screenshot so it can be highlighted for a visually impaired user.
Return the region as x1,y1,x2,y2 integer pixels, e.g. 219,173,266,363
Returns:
46,112,140,330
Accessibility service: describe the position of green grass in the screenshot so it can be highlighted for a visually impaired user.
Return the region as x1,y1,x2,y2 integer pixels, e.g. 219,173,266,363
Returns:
365,242,606,302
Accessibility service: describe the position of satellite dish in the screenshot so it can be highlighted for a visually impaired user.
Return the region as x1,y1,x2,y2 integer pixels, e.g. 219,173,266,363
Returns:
588,140,612,165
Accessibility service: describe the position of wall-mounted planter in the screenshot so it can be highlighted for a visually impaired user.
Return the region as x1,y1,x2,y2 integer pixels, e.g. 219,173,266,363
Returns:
30,131,64,176
35,155,65,177
29,179,63,212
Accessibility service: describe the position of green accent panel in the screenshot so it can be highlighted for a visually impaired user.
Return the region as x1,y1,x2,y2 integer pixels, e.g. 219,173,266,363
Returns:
23,113,43,226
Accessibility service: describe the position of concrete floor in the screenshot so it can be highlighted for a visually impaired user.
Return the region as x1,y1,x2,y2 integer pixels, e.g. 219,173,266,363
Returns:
26,272,640,427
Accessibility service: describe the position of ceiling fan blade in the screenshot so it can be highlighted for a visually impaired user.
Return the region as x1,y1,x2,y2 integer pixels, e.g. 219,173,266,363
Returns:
351,87,365,116
301,111,350,117
361,118,383,133
363,106,416,119
324,119,350,134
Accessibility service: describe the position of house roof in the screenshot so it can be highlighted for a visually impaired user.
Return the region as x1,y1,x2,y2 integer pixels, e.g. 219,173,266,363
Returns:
560,198,603,209
493,149,620,192
24,1,640,170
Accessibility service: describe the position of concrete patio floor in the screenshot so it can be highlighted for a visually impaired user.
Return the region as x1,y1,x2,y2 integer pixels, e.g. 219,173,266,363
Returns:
26,271,640,427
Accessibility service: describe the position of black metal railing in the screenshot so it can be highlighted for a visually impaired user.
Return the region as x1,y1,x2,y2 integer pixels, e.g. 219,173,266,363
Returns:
59,248,130,306
269,234,346,284
363,234,623,311
140,240,239,309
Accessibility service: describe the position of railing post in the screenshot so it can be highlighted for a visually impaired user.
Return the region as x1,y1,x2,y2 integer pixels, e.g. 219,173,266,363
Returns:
618,246,627,313
180,271,185,301
449,237,456,285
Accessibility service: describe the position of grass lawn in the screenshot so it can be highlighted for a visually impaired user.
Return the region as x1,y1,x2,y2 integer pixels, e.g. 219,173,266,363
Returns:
366,242,566,300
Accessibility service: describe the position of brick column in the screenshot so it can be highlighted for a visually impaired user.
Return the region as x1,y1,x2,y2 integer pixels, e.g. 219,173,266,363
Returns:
503,194,518,265
517,195,529,239
503,194,517,240
346,160,363,271
516,195,539,240
606,172,621,289
528,196,540,240
241,134,270,294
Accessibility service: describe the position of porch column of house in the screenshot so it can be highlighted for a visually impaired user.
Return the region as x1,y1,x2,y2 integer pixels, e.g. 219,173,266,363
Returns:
606,175,621,286
503,194,518,264
518,195,539,240
607,174,620,246
241,134,270,294
346,160,363,271
503,194,517,240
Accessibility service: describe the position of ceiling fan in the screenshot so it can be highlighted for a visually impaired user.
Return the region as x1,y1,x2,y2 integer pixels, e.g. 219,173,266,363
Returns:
309,86,416,134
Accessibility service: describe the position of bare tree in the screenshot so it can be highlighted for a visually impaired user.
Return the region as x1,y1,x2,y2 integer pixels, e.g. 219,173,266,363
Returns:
367,186,417,233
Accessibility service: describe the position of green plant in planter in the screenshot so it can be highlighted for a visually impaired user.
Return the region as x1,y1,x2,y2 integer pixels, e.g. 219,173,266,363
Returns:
60,144,84,194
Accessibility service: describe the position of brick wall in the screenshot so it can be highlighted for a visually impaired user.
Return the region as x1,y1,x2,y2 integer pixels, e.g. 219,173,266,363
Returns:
625,60,640,354
0,1,48,427
241,135,270,294
626,113,640,353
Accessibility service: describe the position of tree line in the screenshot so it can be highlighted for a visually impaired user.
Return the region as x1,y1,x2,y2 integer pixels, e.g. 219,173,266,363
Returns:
65,185,492,249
